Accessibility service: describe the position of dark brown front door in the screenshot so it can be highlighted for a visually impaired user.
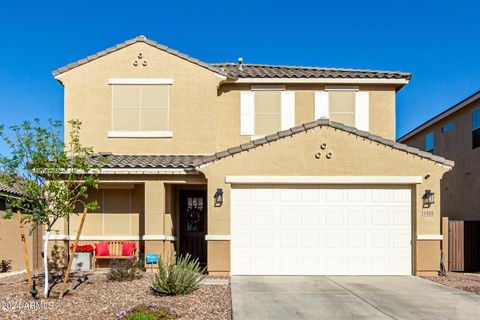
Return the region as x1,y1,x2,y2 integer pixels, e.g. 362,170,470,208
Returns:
179,190,207,265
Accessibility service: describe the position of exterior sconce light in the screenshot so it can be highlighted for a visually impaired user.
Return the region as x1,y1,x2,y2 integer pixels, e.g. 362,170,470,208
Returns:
423,189,435,206
214,188,224,207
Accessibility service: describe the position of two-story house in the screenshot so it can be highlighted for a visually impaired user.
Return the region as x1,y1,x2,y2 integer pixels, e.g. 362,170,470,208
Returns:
50,35,453,276
398,90,480,221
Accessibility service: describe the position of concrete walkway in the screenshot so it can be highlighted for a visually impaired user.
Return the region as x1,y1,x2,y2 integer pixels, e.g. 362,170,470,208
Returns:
231,276,480,320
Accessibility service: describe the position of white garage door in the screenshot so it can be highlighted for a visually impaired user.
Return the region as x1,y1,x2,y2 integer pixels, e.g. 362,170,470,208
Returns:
231,187,412,275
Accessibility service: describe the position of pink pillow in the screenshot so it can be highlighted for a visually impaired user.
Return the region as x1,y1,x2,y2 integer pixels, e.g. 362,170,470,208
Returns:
95,243,110,256
122,242,136,256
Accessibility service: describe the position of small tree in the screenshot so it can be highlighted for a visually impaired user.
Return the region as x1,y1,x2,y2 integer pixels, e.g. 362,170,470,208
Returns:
0,119,104,298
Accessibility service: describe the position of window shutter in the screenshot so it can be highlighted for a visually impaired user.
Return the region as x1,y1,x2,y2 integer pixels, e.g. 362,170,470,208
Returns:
280,91,295,130
355,91,369,131
240,91,255,135
314,92,329,120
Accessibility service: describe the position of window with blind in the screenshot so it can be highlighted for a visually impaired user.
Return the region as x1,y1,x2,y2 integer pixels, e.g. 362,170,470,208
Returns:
329,91,356,127
240,88,295,137
472,108,480,149
111,84,170,134
425,131,434,153
314,87,369,132
254,91,281,136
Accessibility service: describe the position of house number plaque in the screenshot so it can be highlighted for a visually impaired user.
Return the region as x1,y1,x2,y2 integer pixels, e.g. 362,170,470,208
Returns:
422,210,434,217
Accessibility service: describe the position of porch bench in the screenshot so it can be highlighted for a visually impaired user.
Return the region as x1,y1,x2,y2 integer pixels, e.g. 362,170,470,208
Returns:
92,241,136,270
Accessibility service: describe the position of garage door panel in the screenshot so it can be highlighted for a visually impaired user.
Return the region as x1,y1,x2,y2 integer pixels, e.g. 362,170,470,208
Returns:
231,187,412,275
302,209,324,225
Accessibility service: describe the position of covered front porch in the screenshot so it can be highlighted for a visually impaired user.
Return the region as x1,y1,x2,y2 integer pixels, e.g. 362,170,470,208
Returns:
48,173,209,270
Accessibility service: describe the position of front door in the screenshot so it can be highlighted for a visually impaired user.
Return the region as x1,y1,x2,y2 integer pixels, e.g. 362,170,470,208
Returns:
179,190,207,265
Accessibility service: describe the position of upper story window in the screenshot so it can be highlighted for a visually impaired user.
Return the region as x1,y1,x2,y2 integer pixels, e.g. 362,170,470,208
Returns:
254,90,281,136
314,86,369,132
240,86,295,137
442,121,455,133
108,78,173,138
329,91,355,126
472,108,480,149
425,131,434,153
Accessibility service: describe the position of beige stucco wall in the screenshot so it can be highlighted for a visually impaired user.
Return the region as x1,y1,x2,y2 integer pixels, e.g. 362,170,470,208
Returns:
51,184,145,237
60,42,398,156
200,125,450,274
46,174,207,270
401,98,480,220
60,42,222,155
0,219,42,271
216,84,397,150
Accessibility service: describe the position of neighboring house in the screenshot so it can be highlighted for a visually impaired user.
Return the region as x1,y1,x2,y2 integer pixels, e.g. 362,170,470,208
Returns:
398,90,480,220
50,35,453,276
0,172,42,271
0,172,22,216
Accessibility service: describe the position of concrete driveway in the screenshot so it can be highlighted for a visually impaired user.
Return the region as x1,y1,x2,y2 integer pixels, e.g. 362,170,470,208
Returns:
231,276,480,320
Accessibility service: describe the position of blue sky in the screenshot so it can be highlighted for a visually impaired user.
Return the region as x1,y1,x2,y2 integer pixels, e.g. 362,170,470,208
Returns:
0,1,478,153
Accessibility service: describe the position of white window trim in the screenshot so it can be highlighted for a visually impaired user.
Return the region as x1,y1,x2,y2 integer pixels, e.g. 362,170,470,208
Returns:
109,78,173,85
108,131,173,138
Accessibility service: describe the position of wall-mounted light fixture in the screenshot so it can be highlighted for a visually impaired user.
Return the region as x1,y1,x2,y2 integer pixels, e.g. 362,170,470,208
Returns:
214,188,224,207
423,189,435,207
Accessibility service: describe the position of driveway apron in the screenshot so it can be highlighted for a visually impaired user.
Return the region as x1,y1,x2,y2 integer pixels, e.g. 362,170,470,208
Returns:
231,276,480,320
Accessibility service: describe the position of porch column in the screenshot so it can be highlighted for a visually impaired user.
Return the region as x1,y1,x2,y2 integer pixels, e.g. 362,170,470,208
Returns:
145,181,165,236
144,181,175,264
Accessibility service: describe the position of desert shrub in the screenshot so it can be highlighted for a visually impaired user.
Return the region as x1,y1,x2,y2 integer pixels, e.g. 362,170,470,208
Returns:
151,253,205,296
107,258,142,281
0,259,12,273
116,303,177,320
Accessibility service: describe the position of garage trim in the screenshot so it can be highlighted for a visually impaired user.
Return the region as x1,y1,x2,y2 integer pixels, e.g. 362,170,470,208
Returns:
225,176,422,184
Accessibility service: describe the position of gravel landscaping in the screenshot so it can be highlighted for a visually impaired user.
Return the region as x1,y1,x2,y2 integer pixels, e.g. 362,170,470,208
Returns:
423,272,480,295
0,272,231,319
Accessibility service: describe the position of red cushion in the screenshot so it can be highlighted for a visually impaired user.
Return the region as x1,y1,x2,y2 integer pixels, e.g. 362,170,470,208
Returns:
122,242,136,256
95,243,110,256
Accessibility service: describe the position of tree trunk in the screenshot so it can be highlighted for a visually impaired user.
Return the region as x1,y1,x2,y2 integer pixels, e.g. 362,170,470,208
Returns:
43,231,50,298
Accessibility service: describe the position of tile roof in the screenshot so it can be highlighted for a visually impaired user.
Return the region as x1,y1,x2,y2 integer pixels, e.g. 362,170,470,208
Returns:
0,172,23,197
212,63,412,80
52,36,411,81
88,154,206,169
52,36,228,77
192,119,454,168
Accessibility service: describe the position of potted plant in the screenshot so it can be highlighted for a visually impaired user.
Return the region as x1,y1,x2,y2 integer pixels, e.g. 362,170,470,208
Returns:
71,244,94,271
